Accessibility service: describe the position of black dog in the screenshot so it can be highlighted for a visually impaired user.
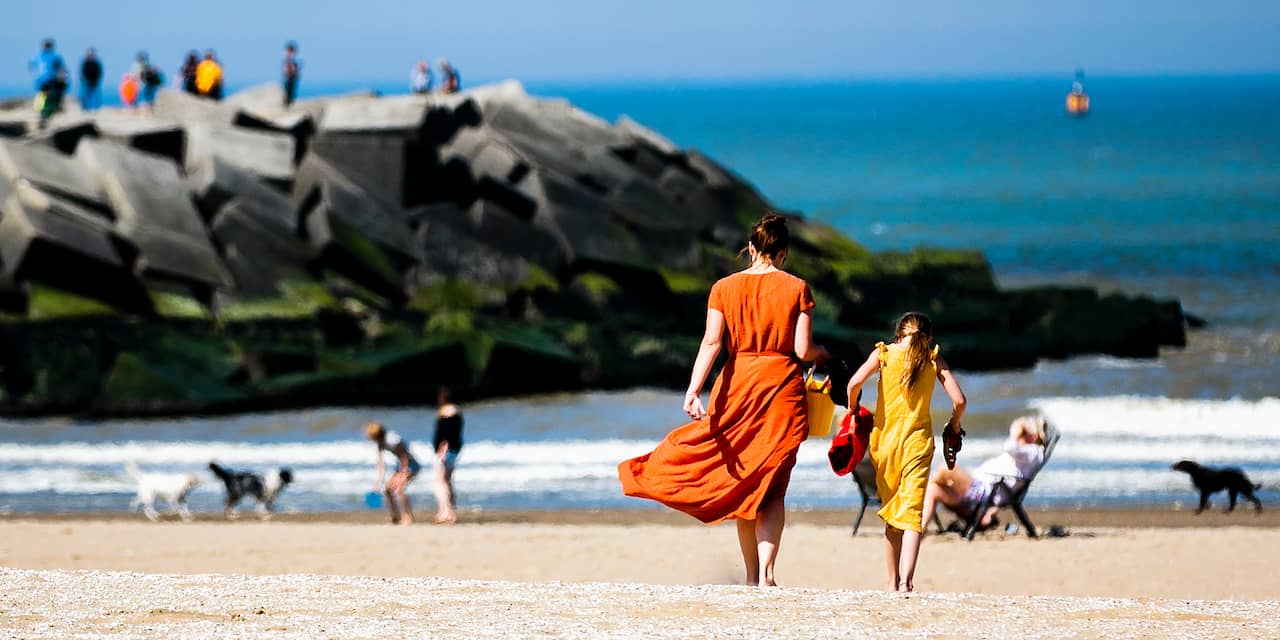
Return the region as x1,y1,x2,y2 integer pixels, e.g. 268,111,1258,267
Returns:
1171,460,1262,513
208,462,294,518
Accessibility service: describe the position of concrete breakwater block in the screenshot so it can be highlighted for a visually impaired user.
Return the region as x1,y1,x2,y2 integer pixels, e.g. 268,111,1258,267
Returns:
482,92,624,153
91,113,186,165
442,127,538,219
320,94,429,135
529,173,647,268
23,117,98,155
189,154,292,221
615,115,680,157
295,157,420,302
467,199,566,270
75,139,231,293
0,140,111,216
153,89,236,127
412,204,529,289
185,124,296,187
211,196,314,297
309,133,431,209
0,181,151,314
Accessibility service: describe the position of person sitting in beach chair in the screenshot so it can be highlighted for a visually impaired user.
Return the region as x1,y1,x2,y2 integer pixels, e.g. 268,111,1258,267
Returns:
923,415,1059,539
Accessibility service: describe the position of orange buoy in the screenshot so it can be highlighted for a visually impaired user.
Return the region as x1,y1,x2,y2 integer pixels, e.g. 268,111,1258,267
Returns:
1066,69,1089,116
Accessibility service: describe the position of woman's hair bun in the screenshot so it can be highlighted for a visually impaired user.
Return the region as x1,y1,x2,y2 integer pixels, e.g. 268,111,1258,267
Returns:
746,213,791,261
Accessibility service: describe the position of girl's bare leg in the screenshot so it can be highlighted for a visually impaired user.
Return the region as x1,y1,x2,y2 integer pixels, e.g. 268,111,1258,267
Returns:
383,486,400,524
397,489,414,525
898,529,922,591
736,518,760,585
884,526,903,591
755,495,785,587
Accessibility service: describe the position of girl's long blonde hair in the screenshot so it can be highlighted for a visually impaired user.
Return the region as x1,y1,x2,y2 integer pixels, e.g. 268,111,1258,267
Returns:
894,312,934,389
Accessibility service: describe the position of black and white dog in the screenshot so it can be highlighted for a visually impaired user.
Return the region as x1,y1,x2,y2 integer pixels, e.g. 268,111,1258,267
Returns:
208,462,294,519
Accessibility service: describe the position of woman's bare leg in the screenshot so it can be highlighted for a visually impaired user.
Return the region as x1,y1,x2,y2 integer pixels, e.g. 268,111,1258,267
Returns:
736,518,760,585
884,526,903,590
898,529,922,591
755,495,785,587
434,464,456,524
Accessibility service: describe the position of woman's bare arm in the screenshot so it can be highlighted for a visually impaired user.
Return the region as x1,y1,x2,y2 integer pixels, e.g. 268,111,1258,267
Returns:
936,355,967,432
792,310,829,362
683,308,725,419
844,350,881,411
373,444,385,490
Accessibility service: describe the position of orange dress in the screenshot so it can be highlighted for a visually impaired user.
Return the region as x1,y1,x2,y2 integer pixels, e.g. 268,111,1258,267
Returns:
618,271,814,523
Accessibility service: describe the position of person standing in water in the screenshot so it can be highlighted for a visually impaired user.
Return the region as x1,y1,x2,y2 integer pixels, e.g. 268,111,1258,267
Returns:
432,387,464,524
843,312,967,592
619,214,828,587
366,422,421,525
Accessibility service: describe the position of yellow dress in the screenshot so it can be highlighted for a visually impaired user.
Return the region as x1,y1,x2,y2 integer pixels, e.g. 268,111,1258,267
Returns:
869,341,939,533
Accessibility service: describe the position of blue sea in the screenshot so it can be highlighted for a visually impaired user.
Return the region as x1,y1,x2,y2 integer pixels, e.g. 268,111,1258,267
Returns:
1,76,1277,515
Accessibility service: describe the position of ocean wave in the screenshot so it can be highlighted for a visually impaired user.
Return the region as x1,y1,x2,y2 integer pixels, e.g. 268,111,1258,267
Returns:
1032,396,1280,439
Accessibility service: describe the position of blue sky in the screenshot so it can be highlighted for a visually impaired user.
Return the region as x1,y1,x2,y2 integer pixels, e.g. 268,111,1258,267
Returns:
3,0,1278,91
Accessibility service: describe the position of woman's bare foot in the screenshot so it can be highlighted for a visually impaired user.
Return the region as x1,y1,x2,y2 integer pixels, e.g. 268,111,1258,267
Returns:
897,581,914,593
434,512,457,525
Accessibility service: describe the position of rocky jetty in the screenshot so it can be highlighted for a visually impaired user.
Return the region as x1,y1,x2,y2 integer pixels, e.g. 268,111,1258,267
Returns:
0,82,1187,416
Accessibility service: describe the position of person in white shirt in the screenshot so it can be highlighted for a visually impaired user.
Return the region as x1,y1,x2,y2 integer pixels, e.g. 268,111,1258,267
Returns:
367,422,422,525
923,415,1048,531
409,59,432,94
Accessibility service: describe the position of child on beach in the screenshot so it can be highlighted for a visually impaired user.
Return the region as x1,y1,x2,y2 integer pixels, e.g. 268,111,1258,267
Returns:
845,312,966,592
367,422,422,525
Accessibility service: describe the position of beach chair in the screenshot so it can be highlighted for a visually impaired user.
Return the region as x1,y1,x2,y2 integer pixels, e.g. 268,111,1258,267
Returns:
850,459,878,535
960,425,1061,540
850,458,948,535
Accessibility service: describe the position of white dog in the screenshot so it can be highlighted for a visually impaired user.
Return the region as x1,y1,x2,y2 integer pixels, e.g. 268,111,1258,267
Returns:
125,461,201,521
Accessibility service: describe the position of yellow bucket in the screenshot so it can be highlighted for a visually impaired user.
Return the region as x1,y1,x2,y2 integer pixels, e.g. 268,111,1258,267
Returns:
804,368,836,437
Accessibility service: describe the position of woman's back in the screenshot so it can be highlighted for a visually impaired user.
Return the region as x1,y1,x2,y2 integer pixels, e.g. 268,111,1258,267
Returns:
711,271,811,356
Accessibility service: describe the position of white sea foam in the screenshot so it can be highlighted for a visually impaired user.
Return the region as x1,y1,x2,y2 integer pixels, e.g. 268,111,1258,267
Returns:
1,396,1276,508
1032,396,1280,439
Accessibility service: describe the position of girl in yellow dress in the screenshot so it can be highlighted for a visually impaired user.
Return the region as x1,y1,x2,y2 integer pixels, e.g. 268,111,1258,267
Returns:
845,312,967,592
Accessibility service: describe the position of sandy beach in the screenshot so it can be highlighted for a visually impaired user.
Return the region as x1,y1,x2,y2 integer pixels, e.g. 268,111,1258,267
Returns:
0,510,1276,638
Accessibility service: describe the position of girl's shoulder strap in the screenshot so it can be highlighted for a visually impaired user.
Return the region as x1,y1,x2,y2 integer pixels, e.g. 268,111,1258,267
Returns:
930,344,941,362
875,341,889,367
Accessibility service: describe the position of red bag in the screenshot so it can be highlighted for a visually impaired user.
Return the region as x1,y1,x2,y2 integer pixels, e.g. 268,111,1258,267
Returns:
828,406,873,476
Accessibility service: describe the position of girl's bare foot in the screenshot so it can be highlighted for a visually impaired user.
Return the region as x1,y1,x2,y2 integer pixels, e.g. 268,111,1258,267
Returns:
434,513,457,525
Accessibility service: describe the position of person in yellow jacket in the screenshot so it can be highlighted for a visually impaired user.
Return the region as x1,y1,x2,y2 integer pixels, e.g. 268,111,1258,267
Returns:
195,49,223,100
844,312,967,593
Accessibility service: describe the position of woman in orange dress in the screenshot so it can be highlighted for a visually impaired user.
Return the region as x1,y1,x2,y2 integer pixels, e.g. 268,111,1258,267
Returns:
618,214,828,587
